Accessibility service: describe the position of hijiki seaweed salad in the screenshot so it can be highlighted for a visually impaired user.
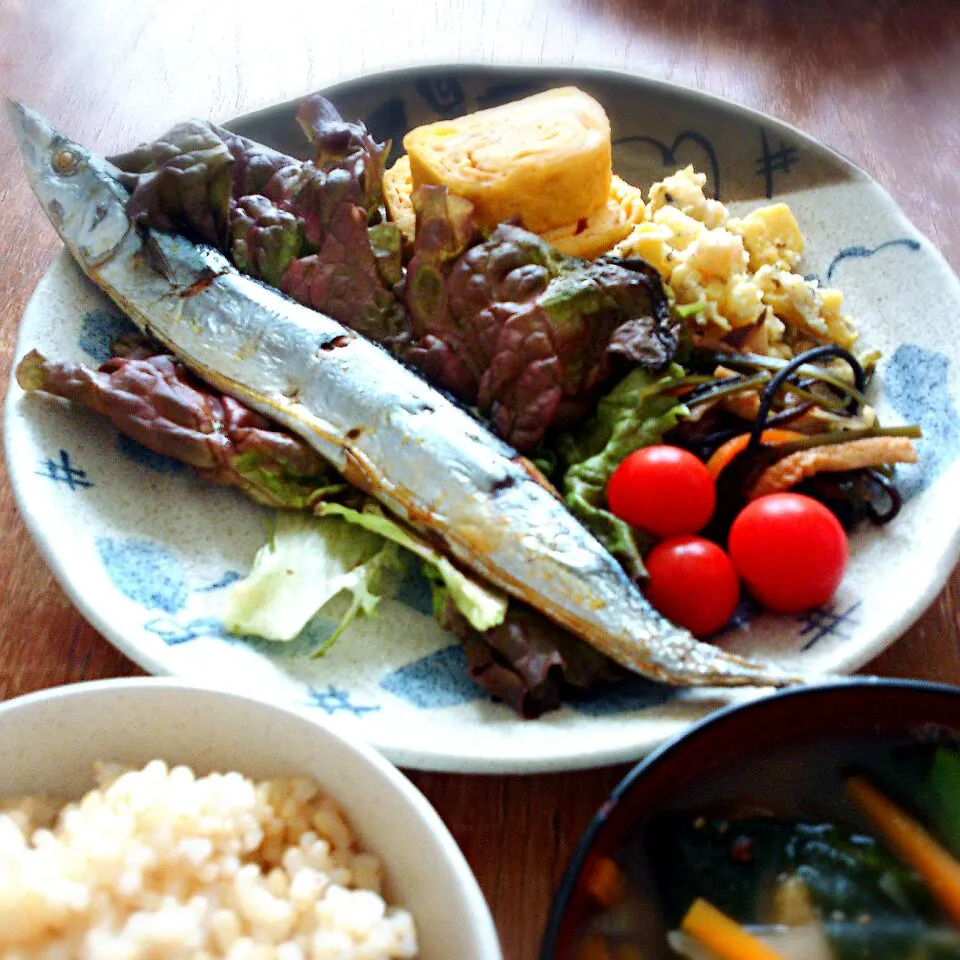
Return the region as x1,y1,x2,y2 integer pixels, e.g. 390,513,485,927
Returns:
12,87,920,717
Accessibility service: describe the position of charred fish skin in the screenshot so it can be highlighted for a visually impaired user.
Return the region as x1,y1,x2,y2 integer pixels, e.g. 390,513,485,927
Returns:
9,101,801,688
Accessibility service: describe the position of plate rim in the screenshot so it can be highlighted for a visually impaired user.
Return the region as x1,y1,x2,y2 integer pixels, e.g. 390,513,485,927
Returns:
230,60,875,186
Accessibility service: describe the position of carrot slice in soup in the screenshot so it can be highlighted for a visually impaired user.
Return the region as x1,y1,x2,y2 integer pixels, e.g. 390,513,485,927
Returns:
581,855,625,908
681,898,790,960
847,775,960,928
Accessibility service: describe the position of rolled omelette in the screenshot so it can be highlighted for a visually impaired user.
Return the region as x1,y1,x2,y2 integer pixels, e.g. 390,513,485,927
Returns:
383,156,647,260
402,86,613,235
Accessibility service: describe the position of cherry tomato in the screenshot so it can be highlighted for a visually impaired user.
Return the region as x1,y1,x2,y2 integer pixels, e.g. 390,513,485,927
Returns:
728,493,848,613
607,446,716,538
643,535,740,637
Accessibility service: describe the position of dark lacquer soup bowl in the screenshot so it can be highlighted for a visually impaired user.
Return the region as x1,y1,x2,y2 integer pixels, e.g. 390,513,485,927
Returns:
541,679,960,960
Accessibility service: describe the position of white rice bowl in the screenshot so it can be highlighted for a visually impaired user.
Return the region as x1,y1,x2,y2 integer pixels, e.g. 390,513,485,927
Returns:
0,679,501,960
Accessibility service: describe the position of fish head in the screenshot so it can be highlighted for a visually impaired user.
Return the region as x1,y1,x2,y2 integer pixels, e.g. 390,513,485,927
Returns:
7,100,133,270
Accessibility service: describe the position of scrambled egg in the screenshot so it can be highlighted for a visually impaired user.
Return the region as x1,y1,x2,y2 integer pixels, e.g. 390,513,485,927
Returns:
612,166,857,358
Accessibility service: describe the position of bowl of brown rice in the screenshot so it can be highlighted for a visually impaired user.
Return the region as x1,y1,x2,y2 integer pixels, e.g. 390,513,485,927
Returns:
0,677,502,959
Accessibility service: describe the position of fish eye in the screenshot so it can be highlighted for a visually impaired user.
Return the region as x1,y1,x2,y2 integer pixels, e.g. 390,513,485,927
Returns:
52,148,80,176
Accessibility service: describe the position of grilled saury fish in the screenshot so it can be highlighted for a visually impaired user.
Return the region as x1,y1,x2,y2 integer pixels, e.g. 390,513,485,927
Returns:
8,100,802,688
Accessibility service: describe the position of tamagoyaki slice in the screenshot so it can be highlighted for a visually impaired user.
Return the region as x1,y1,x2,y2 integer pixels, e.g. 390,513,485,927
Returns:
402,86,612,234
383,153,643,260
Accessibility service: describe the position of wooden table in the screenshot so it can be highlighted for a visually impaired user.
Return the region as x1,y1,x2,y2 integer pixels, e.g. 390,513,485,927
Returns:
1,1,958,956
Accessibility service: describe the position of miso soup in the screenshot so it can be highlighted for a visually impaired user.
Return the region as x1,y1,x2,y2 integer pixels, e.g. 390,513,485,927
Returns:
569,734,960,960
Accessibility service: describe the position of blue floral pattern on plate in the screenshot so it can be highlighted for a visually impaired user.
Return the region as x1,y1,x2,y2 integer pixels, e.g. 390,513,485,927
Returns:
78,309,136,363
34,449,94,490
380,646,482,709
884,345,960,499
96,537,189,615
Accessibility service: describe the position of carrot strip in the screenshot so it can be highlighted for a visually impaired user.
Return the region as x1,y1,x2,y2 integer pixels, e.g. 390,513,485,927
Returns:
581,855,625,908
681,898,790,960
704,429,803,480
847,775,960,928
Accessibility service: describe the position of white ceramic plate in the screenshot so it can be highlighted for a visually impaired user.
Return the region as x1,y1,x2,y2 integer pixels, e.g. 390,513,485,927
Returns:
7,65,960,773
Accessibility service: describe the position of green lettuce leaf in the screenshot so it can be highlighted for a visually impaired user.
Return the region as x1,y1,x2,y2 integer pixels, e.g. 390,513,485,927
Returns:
224,496,508,653
556,363,688,580
925,747,960,859
223,511,399,644
317,501,508,632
